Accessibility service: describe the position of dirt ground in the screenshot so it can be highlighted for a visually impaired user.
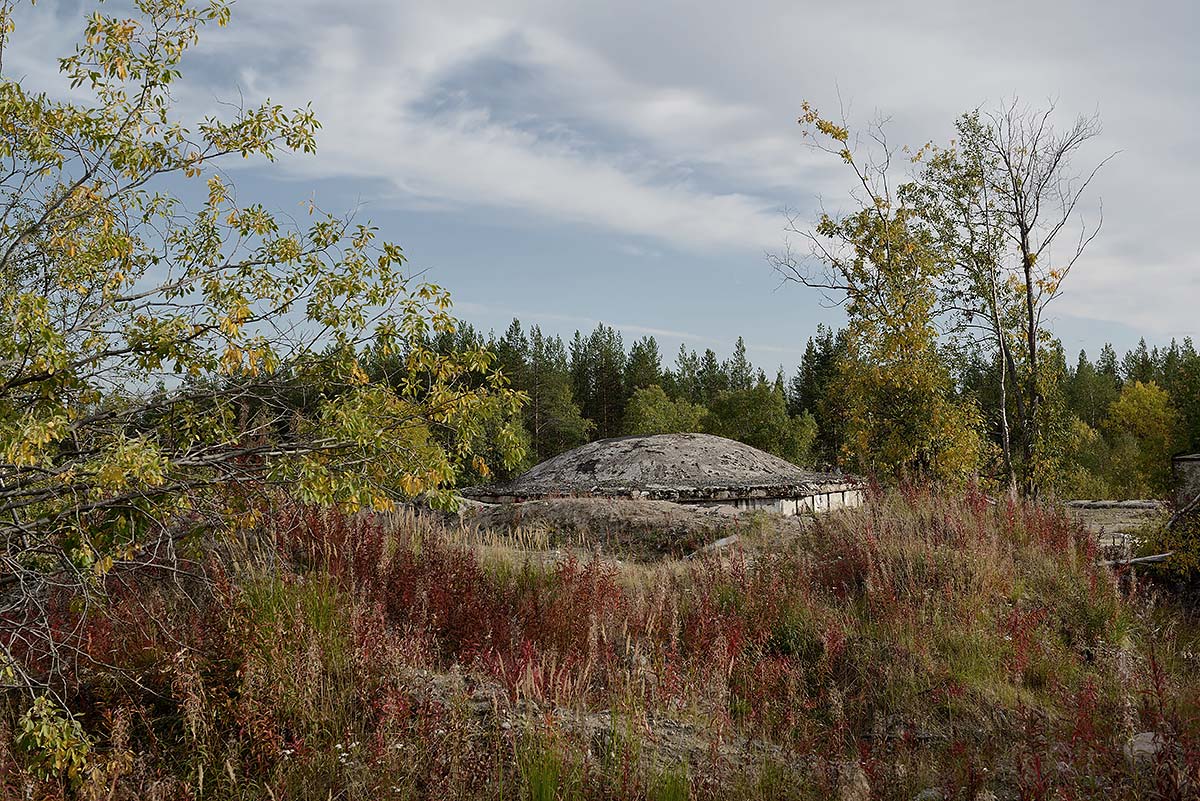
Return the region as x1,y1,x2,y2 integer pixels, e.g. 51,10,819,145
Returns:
459,496,1172,562
1066,501,1166,535
457,496,811,560
1065,500,1168,559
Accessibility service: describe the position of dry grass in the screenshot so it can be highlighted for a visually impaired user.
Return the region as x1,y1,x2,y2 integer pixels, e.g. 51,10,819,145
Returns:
3,488,1198,799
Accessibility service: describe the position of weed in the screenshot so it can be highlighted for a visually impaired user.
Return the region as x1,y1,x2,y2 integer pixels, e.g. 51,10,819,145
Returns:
5,490,1199,799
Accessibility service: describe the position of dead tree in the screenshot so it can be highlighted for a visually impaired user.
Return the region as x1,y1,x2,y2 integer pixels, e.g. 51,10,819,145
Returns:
978,101,1115,495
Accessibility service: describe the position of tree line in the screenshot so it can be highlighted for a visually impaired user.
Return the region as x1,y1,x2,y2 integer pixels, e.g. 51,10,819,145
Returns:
421,317,1199,499
410,321,818,477
763,100,1194,497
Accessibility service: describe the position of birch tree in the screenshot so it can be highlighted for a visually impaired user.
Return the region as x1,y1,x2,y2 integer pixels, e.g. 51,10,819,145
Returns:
913,103,1112,494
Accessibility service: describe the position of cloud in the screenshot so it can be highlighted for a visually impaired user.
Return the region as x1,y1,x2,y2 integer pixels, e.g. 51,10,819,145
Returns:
8,0,1199,344
203,0,1198,337
121,0,802,255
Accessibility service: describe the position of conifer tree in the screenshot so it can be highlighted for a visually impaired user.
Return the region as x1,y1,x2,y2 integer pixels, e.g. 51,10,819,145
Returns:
1067,350,1118,430
625,336,663,392
494,319,530,390
570,324,627,439
1122,338,1156,384
667,345,702,403
525,327,591,460
1163,338,1200,452
1097,344,1121,382
724,336,754,391
698,348,727,404
788,326,846,464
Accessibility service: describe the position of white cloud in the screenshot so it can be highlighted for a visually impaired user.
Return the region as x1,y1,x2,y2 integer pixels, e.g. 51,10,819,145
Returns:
8,0,1199,344
455,301,717,344
215,8,794,253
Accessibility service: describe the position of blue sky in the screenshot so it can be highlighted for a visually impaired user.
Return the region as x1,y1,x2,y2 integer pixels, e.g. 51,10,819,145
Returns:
10,0,1198,369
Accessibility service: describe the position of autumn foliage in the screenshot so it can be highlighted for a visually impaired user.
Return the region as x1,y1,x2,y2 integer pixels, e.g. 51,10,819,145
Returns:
3,490,1198,798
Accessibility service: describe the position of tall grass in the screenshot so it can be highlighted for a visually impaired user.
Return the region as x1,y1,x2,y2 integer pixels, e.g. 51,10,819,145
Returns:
3,488,1198,799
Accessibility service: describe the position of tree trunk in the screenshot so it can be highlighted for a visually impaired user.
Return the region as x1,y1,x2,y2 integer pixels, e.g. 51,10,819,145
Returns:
988,272,1017,495
997,335,1016,496
1002,338,1029,479
1020,228,1041,497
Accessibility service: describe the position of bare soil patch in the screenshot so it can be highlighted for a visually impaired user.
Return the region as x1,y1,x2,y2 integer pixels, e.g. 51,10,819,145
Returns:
1067,500,1166,538
458,496,809,560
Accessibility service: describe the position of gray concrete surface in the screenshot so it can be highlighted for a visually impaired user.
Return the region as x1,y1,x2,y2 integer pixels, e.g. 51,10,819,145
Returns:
464,433,864,515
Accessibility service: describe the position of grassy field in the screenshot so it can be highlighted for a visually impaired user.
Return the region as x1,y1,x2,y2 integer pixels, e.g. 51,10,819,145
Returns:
3,488,1198,799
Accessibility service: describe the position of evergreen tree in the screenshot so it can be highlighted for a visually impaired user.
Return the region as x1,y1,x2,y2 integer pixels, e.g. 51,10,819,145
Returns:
698,348,727,404
571,324,627,439
454,322,486,352
569,330,591,419
788,326,837,415
625,336,663,392
787,325,845,463
666,344,702,403
1165,338,1200,452
1097,343,1120,382
494,319,529,390
1067,349,1118,430
1159,340,1183,394
723,336,754,391
525,327,591,460
1121,338,1156,384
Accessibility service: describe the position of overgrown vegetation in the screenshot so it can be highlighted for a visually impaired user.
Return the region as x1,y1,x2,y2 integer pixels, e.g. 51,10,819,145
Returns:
454,315,1198,498
4,1,1200,798
3,491,1198,798
0,0,520,738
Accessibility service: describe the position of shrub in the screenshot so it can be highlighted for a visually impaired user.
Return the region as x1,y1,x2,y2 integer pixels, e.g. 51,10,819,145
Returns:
4,489,1198,799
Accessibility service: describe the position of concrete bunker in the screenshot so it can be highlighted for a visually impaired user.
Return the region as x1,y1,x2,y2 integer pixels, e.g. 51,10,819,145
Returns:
464,433,865,516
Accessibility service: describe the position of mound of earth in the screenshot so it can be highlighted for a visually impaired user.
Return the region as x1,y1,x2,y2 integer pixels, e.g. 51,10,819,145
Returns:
459,496,809,560
1066,500,1168,560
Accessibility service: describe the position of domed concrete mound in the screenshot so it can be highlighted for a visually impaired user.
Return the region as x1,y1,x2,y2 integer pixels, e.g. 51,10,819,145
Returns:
465,433,863,515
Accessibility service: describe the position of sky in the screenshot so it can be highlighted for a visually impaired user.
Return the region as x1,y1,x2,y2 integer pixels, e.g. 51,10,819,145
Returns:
9,0,1199,370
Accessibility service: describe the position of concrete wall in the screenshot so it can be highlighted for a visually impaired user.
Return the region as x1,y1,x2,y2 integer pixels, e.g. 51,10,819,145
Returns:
471,484,867,516
1175,455,1200,510
688,487,865,516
